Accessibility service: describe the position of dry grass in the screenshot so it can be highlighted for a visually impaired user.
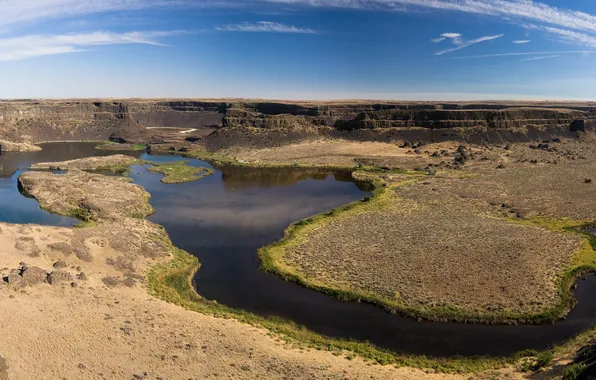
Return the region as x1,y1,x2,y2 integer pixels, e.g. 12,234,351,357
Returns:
18,169,154,221
220,139,441,170
30,154,143,173
424,162,596,221
263,170,591,323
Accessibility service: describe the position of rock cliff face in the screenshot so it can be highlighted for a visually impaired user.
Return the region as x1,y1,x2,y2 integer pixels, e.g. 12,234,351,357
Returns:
1,100,595,148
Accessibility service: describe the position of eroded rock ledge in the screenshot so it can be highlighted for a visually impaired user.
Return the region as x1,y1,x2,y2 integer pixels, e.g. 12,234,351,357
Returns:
1,100,596,150
0,139,41,152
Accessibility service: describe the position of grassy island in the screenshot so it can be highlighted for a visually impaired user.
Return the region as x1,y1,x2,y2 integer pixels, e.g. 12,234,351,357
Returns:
148,161,214,184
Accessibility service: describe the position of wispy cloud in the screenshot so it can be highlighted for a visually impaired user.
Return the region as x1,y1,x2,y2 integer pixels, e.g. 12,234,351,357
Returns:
264,0,596,47
441,32,462,39
525,25,596,47
513,40,531,44
216,21,317,33
4,0,596,34
4,0,596,52
520,54,560,62
435,34,504,55
439,50,596,60
431,37,446,43
264,0,596,32
0,0,175,29
0,31,180,62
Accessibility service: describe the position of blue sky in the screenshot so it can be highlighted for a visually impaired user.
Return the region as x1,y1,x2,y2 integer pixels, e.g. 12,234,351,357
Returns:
1,0,596,100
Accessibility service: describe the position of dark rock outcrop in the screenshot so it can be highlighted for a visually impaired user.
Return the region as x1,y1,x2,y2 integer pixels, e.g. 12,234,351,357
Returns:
571,119,596,132
1,100,596,148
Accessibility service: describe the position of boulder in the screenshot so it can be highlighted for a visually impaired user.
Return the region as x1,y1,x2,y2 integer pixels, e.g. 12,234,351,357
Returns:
48,270,74,285
6,272,25,288
53,260,67,269
21,266,47,286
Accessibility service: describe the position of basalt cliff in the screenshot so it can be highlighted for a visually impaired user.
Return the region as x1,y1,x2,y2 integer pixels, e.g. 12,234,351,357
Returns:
1,100,595,151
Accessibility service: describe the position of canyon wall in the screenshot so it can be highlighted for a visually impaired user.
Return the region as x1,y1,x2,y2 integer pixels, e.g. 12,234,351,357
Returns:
0,100,595,148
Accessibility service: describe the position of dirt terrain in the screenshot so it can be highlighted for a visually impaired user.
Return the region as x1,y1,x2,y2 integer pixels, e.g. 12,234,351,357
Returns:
19,169,154,221
3,99,596,378
257,137,596,324
2,168,452,379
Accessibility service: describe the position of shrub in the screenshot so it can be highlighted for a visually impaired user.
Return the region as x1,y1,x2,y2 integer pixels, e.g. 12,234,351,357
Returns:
562,363,585,380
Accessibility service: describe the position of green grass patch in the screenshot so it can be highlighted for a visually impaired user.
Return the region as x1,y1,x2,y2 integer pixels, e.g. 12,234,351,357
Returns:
147,161,215,184
96,142,147,151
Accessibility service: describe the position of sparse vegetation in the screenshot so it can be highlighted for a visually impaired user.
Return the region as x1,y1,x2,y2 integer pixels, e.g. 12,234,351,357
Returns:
259,170,595,324
18,170,154,222
184,148,426,174
147,161,215,184
30,155,145,174
563,363,586,380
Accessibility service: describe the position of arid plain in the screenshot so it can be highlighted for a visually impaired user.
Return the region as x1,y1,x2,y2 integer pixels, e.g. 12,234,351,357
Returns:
1,99,596,379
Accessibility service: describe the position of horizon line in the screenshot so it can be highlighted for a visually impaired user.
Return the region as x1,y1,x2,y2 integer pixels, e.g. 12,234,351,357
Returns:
1,97,595,103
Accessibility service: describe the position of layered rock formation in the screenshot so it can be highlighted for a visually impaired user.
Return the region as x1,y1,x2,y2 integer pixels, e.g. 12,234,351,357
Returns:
1,100,595,149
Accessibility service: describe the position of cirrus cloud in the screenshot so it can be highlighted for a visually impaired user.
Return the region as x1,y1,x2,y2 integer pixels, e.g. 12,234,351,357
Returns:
216,21,317,33
433,33,504,55
0,31,181,62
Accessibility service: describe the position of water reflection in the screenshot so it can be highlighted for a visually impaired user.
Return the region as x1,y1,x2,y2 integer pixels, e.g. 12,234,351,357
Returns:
3,143,596,358
0,142,143,178
0,142,143,225
135,160,596,357
217,164,368,191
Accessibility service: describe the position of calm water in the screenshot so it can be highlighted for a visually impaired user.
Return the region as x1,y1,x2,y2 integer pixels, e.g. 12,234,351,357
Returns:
2,142,596,358
0,143,142,226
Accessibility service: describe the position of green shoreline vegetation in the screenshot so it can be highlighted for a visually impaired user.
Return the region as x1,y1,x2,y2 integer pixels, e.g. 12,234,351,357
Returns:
145,218,596,374
96,142,148,151
17,147,596,374
147,236,515,373
258,174,596,325
147,161,215,184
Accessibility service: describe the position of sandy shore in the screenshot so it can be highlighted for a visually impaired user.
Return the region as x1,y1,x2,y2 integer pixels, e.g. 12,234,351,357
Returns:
1,168,484,380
